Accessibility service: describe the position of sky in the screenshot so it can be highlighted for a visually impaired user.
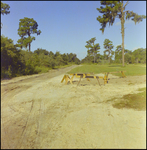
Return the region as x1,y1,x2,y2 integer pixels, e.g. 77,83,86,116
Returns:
1,1,146,60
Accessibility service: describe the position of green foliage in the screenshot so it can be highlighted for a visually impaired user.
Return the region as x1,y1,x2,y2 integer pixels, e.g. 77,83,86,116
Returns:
85,37,100,63
34,48,49,56
81,55,94,64
126,10,146,25
115,45,122,63
1,2,10,15
1,35,25,78
1,2,10,28
132,48,146,63
103,39,114,64
131,55,135,64
17,17,41,51
97,1,146,34
97,1,122,34
96,1,146,67
1,39,81,79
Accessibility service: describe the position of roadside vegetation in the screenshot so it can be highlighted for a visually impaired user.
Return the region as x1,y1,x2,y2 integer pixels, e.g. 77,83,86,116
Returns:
1,35,80,79
1,1,146,80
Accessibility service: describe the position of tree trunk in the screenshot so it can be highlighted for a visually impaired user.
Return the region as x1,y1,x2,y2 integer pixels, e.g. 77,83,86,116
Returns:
136,58,138,63
29,43,31,52
28,30,31,51
94,54,95,63
93,43,95,63
121,1,125,67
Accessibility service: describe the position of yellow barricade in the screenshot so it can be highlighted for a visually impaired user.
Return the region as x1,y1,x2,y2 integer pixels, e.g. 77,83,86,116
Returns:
61,71,126,86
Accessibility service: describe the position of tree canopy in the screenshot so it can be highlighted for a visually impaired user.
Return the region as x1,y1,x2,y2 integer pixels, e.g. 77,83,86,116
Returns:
85,37,100,63
1,2,10,28
103,39,114,64
1,2,10,15
96,1,146,66
17,17,41,51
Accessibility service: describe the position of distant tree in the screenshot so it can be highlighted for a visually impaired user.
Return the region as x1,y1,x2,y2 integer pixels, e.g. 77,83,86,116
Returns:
34,48,49,55
131,55,135,64
95,53,101,63
1,2,10,28
132,48,146,64
139,48,146,63
17,17,41,51
132,49,140,63
125,52,132,64
54,51,61,58
85,37,100,63
48,51,55,58
62,53,69,65
81,55,93,64
74,57,81,65
96,1,146,66
67,53,77,63
103,39,114,64
115,45,122,63
56,55,64,66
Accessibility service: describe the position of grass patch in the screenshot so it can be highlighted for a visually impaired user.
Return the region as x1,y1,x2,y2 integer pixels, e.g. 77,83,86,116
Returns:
138,87,146,91
54,63,76,69
112,87,146,111
35,66,51,74
67,64,146,76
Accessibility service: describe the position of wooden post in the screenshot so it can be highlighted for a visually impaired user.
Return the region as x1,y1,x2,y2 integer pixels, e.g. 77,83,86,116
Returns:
121,71,126,78
61,75,66,83
96,77,101,86
77,76,82,86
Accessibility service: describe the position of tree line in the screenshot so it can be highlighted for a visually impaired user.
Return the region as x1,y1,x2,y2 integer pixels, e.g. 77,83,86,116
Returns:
82,37,146,64
1,1,146,79
1,35,80,79
1,2,80,79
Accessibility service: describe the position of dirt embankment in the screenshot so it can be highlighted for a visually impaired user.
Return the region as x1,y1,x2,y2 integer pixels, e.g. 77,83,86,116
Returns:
1,65,146,149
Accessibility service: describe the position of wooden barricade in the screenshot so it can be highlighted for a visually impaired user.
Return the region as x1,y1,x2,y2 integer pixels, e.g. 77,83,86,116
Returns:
102,71,126,84
77,75,101,86
61,75,73,85
70,73,91,81
61,71,126,86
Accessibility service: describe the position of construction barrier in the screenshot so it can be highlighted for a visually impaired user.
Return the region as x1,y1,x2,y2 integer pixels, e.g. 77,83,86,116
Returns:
61,71,126,86
102,71,126,84
61,75,73,85
61,73,102,86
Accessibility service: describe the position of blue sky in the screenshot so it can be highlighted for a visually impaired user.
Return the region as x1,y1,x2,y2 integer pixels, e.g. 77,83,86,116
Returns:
1,1,146,60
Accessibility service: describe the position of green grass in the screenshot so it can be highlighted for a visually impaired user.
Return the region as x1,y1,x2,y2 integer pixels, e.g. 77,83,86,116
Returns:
34,66,51,74
54,62,76,69
67,64,146,76
112,87,146,111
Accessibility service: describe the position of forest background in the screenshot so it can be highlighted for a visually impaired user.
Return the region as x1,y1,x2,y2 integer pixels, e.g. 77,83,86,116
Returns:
1,1,146,79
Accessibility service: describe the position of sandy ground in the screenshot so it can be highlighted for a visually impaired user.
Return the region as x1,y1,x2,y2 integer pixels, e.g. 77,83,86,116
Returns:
1,65,146,149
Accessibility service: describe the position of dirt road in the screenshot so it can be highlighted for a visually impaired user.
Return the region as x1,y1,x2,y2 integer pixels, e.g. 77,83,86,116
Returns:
1,65,146,149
